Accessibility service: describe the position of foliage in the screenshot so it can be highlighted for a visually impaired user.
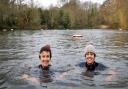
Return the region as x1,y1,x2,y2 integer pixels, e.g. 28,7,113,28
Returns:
100,0,128,29
0,0,128,30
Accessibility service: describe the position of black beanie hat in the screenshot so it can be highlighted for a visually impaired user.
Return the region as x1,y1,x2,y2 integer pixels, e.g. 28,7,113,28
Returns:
39,45,52,58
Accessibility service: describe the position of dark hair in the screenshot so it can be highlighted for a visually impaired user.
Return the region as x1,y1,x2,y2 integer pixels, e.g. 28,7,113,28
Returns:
39,45,52,59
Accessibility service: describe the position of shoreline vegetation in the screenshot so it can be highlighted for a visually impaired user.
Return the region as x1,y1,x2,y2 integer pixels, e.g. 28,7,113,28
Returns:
0,0,128,30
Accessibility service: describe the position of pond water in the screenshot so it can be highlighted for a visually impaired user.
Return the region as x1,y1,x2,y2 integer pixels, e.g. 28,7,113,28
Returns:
0,29,128,89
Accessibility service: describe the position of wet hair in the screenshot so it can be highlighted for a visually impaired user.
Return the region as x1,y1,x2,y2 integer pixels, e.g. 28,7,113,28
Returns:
39,45,52,59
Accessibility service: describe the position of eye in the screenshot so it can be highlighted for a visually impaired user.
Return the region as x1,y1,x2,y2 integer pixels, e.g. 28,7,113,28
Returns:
46,55,50,58
42,55,45,58
86,52,94,56
42,60,49,63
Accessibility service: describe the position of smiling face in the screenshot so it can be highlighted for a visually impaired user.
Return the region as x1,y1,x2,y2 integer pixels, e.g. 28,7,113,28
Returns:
85,52,95,65
39,51,51,68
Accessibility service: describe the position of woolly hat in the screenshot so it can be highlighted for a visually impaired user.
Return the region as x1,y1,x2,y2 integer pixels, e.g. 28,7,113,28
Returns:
39,45,52,58
84,44,96,55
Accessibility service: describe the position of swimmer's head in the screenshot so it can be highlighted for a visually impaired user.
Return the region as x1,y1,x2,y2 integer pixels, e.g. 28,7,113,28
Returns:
84,44,96,57
84,44,96,65
39,45,52,59
39,45,52,68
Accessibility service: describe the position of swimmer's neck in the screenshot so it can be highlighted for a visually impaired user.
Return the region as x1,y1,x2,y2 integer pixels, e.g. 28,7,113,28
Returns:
39,64,50,70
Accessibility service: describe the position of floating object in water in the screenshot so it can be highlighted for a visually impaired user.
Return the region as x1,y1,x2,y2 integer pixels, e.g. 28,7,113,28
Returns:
119,28,122,31
11,29,14,31
72,34,83,37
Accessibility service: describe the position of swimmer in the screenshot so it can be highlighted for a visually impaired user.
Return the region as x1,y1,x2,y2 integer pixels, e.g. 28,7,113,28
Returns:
78,44,107,71
22,45,52,83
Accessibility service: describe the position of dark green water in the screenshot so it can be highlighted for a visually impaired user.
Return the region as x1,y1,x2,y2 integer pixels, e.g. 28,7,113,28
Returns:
0,29,128,89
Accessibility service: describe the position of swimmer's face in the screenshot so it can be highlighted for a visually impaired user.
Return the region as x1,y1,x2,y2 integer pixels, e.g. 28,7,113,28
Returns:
85,52,95,65
39,51,51,67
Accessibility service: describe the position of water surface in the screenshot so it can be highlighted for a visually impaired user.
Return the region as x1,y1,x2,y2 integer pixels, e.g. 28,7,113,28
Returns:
0,29,128,89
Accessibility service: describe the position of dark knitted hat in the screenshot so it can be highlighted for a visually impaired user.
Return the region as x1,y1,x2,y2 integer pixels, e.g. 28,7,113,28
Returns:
39,45,52,58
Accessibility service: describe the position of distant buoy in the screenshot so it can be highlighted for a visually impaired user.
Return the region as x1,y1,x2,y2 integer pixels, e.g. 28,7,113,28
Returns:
72,34,83,37
119,28,122,31
11,29,14,31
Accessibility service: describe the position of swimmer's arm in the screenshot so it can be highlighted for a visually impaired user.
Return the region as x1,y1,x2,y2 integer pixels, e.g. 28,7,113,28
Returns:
21,74,39,84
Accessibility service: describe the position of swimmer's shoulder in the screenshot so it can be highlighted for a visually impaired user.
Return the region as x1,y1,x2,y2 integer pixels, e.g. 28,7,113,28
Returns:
96,62,108,71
